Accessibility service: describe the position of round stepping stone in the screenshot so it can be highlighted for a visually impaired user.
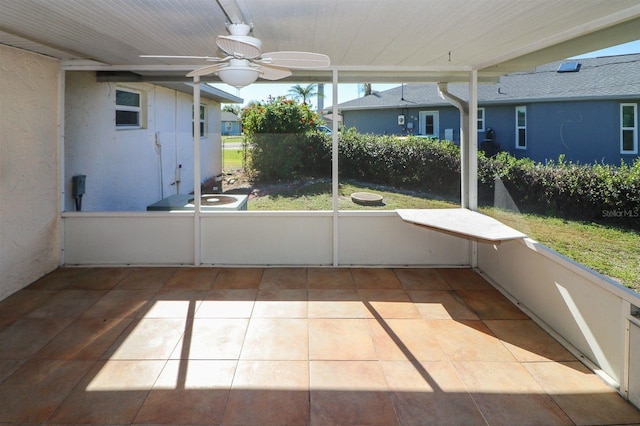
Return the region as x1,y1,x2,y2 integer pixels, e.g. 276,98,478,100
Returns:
351,192,384,206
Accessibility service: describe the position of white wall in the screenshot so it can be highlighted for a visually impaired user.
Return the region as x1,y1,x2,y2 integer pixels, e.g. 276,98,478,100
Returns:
0,45,61,300
478,238,640,390
62,211,470,267
64,73,222,211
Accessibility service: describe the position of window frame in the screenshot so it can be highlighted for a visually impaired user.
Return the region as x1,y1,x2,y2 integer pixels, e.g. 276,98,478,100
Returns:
515,105,527,150
115,88,143,130
193,104,206,138
620,103,638,155
477,107,485,132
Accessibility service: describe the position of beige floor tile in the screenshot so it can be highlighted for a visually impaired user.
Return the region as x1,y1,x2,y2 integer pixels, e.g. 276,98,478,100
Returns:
106,318,186,360
457,288,529,320
310,360,397,425
49,359,165,424
0,317,74,359
34,317,133,360
213,267,263,289
394,268,452,290
0,359,94,423
25,289,107,318
253,289,308,318
241,318,308,360
485,319,577,362
380,360,485,426
134,359,235,424
0,359,25,384
224,360,309,425
162,267,218,290
408,290,480,320
437,268,494,290
259,267,308,289
171,318,248,360
309,318,377,360
195,288,257,318
308,288,367,318
114,266,176,290
352,268,403,289
368,318,446,361
427,320,516,362
80,288,156,318
142,289,206,319
359,289,422,319
3,267,636,426
524,361,640,425
454,360,573,425
308,267,355,289
26,267,90,290
69,267,131,290
0,289,58,318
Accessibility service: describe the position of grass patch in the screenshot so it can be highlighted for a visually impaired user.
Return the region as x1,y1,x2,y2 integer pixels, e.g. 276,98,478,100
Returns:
481,207,640,290
247,180,458,211
245,179,640,291
223,149,244,171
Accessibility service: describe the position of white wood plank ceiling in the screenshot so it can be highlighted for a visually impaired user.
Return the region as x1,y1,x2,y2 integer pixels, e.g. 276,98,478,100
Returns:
1,0,640,83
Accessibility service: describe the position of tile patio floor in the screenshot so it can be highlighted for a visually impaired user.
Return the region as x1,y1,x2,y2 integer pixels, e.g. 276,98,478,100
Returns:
0,267,639,425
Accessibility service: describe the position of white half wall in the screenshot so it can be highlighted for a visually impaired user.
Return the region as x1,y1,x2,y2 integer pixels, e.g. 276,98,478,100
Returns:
0,45,61,300
63,213,194,265
478,237,640,390
62,211,469,267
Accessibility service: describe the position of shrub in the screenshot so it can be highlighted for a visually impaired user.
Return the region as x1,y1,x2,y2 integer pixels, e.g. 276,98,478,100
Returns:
241,96,321,180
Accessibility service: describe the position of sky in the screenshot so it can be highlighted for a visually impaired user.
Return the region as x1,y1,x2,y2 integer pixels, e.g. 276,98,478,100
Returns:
211,39,640,109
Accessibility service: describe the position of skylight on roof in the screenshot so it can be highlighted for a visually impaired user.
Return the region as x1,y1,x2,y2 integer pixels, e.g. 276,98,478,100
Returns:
557,61,581,73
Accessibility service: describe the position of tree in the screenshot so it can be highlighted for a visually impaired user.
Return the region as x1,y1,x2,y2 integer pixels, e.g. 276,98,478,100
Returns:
287,84,318,105
222,104,241,115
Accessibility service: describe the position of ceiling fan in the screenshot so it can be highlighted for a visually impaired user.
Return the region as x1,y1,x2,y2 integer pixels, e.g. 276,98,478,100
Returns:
142,23,330,88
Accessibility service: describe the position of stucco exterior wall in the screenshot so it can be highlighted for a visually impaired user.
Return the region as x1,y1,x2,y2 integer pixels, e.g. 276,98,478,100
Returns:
0,45,61,301
64,73,222,211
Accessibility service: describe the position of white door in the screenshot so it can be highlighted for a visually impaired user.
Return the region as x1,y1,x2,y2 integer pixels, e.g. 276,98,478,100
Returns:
419,111,439,137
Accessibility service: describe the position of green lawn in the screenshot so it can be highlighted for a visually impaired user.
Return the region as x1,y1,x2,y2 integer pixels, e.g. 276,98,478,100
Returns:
222,135,245,171
245,179,640,291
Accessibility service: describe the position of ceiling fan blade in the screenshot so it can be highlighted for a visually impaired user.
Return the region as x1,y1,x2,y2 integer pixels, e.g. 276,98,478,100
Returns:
258,64,292,81
186,63,226,78
216,35,262,59
260,52,330,69
140,54,219,60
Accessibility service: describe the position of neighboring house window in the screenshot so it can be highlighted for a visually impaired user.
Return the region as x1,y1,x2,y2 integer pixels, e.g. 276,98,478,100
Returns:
515,106,527,149
419,111,439,137
621,103,638,154
193,105,206,137
115,88,142,129
477,108,485,132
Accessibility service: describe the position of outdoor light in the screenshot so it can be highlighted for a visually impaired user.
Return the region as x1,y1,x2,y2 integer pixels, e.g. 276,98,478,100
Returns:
217,59,260,88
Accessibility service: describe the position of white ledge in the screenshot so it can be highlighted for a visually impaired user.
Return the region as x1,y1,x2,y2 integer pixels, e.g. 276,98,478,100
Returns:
397,208,527,243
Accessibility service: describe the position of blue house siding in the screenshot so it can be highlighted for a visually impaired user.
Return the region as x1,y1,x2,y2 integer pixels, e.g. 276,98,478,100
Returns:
343,100,640,165
495,100,638,164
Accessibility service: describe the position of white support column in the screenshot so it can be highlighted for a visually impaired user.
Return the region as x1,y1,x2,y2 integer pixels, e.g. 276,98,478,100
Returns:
193,76,201,266
332,70,339,266
468,70,478,211
58,69,66,265
468,70,479,267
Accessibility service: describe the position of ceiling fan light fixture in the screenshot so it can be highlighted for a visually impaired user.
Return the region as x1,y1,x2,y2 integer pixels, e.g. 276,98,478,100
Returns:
217,63,260,88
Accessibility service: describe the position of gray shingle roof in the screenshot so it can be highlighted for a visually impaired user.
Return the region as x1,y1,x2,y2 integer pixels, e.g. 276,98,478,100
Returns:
336,54,640,110
221,111,240,121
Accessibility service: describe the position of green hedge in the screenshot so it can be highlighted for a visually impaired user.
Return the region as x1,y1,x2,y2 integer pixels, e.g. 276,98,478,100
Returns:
245,129,640,228
479,153,640,226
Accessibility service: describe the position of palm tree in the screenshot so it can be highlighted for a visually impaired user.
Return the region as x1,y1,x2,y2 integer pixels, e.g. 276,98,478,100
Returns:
288,84,318,105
